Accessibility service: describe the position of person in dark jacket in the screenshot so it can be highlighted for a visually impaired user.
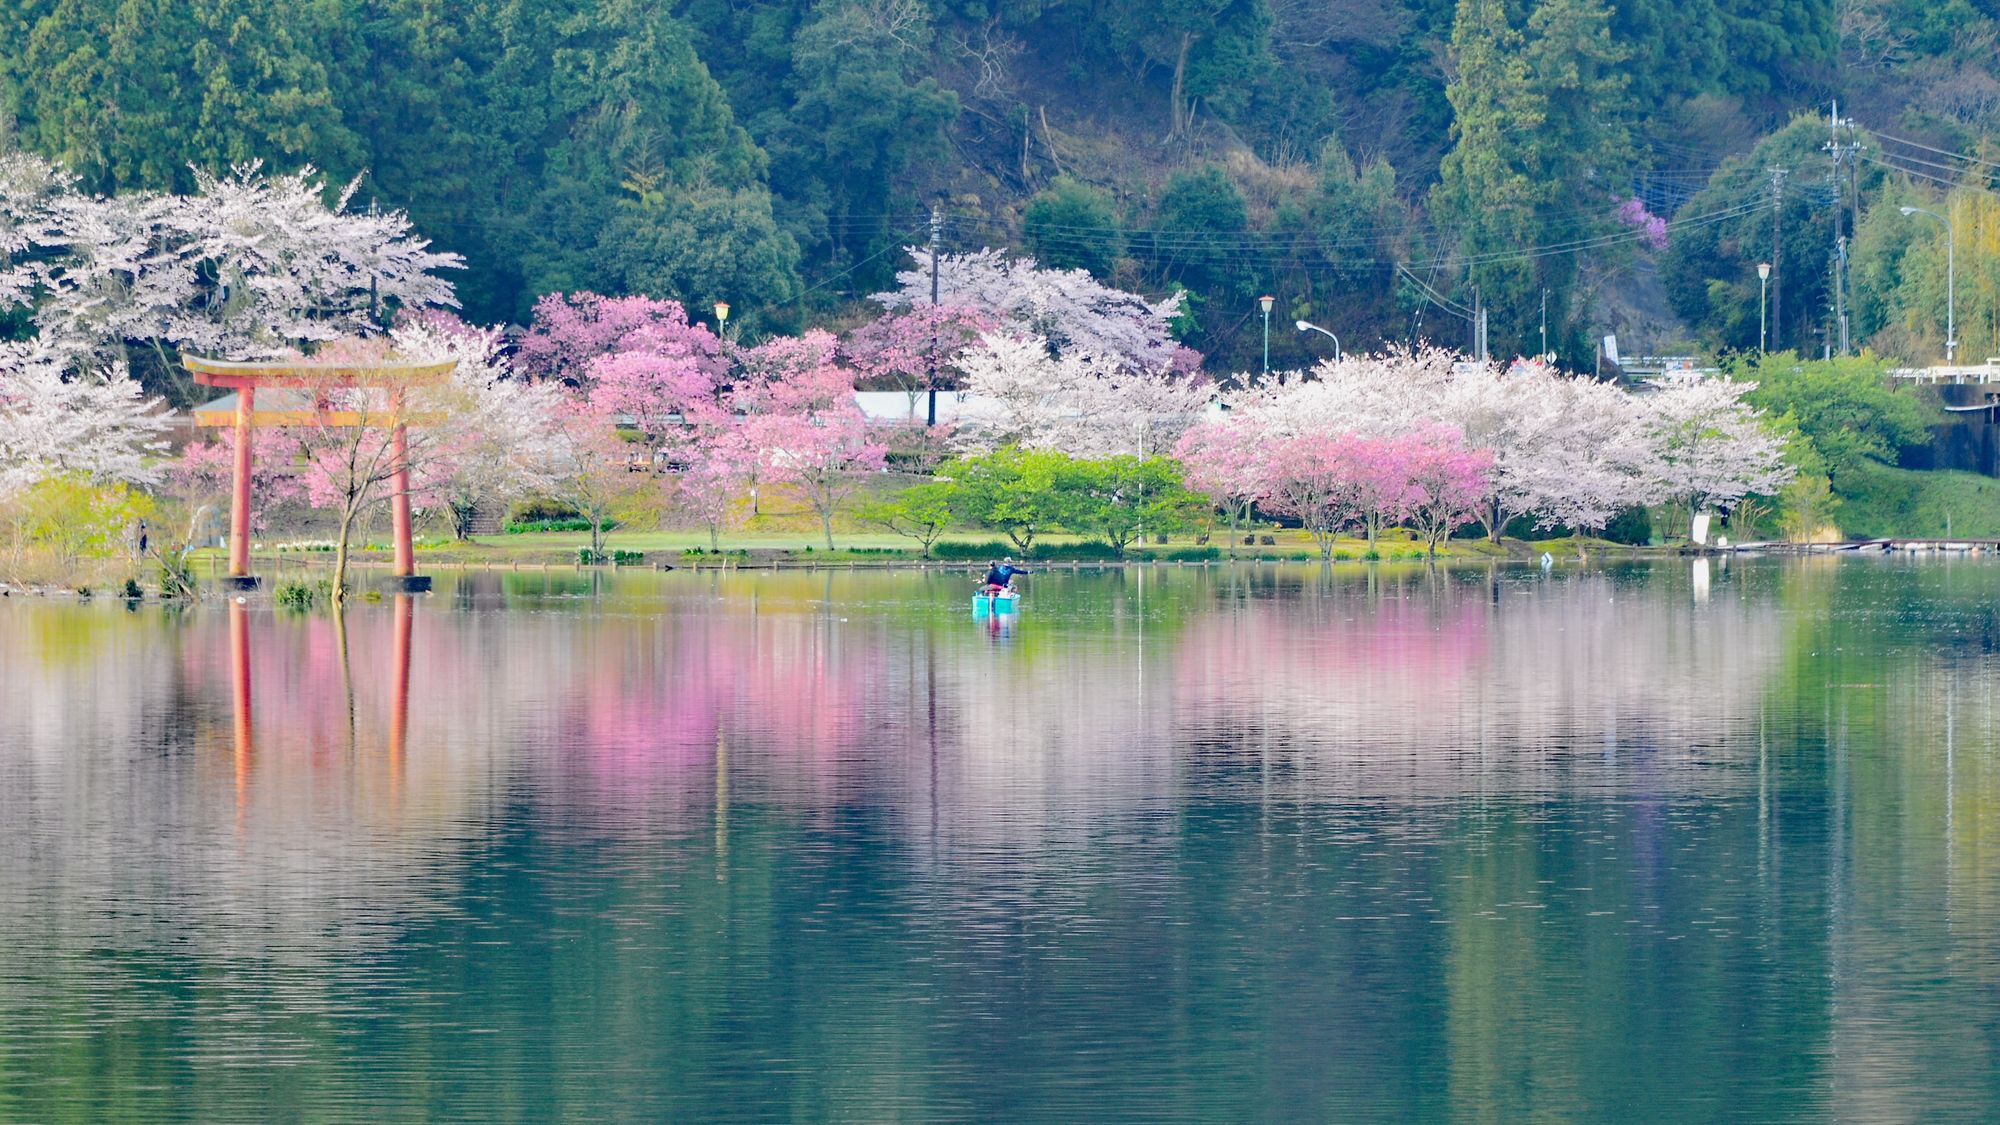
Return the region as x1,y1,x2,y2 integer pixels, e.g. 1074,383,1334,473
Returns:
980,558,1029,594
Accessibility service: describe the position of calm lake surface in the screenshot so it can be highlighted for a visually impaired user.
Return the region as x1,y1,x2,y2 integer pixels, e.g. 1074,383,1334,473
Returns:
4,558,2000,1122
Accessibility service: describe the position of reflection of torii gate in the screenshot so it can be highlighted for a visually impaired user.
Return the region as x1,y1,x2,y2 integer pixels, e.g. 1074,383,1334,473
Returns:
188,355,456,592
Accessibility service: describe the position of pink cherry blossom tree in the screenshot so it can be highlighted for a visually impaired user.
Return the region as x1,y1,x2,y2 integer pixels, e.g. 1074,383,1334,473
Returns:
731,330,885,548
844,302,990,405
1253,432,1369,560
517,291,723,387
1397,427,1496,555
1174,415,1266,555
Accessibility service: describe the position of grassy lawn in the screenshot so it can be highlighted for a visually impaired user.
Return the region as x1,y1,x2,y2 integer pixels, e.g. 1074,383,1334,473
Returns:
1834,461,2000,539
190,523,1542,569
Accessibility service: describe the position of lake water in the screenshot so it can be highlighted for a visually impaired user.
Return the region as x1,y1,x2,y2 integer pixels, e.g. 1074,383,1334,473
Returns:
3,559,1999,1122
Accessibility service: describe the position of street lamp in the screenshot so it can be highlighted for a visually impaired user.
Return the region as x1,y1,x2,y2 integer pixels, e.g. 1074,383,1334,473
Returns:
1757,262,1770,354
713,300,731,342
1900,206,1957,364
1295,319,1341,361
1258,295,1274,376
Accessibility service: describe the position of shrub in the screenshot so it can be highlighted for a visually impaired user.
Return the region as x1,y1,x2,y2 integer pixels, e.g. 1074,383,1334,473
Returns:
121,578,142,599
276,581,317,611
1603,505,1653,545
509,497,580,523
506,518,615,534
578,548,645,565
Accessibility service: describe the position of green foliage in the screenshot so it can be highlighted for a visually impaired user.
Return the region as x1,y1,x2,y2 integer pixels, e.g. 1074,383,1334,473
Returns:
936,448,1203,556
1730,353,1936,479
1049,454,1204,557
155,549,197,599
1830,461,2000,539
1024,176,1120,277
856,481,955,557
937,447,1070,551
1602,505,1653,546
275,581,318,611
1430,0,1630,360
578,547,645,565
2,475,151,578
1778,473,1841,541
120,577,142,599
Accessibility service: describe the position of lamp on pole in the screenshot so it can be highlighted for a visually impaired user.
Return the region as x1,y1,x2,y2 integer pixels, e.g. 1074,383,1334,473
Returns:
713,300,731,343
1295,319,1341,361
1757,262,1770,354
1258,295,1274,376
1900,206,1957,364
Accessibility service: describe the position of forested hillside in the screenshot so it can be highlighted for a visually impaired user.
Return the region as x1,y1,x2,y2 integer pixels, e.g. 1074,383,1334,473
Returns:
4,0,1998,381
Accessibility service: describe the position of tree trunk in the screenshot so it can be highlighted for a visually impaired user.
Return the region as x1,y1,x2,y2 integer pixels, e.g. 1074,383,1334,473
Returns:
1168,32,1193,140
331,502,357,609
821,507,835,551
709,524,721,552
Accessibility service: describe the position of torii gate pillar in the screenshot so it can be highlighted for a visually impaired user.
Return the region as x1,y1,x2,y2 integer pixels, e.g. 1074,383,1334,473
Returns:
188,355,455,594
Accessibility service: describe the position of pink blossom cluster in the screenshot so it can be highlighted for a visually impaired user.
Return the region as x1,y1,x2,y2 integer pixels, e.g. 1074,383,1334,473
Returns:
1617,198,1669,251
1177,415,1493,557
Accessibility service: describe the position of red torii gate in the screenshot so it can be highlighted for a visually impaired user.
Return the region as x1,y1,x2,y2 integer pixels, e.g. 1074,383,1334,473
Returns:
187,355,456,592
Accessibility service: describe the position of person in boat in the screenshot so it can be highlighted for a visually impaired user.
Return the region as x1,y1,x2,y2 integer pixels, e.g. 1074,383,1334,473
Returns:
980,558,1030,594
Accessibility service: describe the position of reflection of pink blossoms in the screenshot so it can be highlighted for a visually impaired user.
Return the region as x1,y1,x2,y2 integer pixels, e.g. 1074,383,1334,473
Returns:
1617,198,1668,251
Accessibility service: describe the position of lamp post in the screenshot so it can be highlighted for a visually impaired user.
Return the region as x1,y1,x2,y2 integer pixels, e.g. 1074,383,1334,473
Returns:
1757,262,1770,354
1294,319,1341,361
1258,295,1274,376
1900,206,1957,364
713,300,731,343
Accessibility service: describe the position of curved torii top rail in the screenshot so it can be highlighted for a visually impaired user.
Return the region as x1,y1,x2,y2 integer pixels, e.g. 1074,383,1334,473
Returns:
186,353,459,591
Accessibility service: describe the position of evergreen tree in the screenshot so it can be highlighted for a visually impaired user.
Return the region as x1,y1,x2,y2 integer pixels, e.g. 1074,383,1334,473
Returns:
1431,0,1630,359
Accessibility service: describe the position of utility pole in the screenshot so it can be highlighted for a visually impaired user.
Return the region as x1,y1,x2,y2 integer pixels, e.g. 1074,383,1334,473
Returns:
928,197,944,424
1769,167,1787,353
1539,288,1548,361
1823,103,1858,356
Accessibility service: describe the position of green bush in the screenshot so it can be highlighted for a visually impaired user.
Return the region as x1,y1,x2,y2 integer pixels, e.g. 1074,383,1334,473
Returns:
121,578,142,599
507,518,615,534
276,581,317,611
578,548,645,565
1603,505,1653,545
509,497,580,523
1146,546,1220,561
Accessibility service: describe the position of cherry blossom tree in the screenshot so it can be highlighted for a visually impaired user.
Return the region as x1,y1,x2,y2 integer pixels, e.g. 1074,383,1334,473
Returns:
953,330,1213,457
172,429,305,533
1174,415,1266,555
1398,427,1496,555
731,331,884,548
1510,375,1655,555
541,397,649,561
393,318,569,540
1253,433,1370,560
875,248,1198,373
843,301,990,408
1639,377,1793,538
518,291,722,387
0,338,169,502
11,162,461,402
